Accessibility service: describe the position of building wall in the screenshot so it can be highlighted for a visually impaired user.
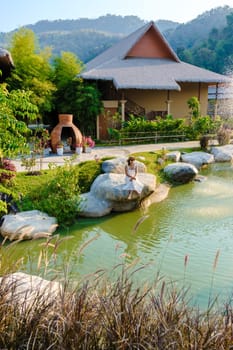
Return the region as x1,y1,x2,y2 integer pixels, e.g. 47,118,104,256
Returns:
98,83,209,139
125,83,209,119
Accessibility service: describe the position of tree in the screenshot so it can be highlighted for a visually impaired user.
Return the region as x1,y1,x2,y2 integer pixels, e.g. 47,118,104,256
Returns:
53,51,83,90
0,84,38,160
187,96,200,120
52,52,103,136
52,51,83,114
6,28,56,118
73,83,103,136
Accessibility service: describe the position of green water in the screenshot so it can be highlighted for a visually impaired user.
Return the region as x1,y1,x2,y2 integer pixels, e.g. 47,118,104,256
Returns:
5,162,233,308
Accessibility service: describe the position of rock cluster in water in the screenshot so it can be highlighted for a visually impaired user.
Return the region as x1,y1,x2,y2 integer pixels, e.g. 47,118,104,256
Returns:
78,157,169,217
2,144,233,237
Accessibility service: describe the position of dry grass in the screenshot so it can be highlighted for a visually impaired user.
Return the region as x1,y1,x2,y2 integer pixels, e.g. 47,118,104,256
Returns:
0,266,233,349
0,236,233,349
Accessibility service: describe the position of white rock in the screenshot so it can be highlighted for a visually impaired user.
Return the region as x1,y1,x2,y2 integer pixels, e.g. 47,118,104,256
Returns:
79,193,112,217
164,162,198,184
181,151,214,169
166,151,181,162
0,210,58,241
210,145,233,162
0,272,61,309
102,157,146,174
79,172,156,217
140,184,170,209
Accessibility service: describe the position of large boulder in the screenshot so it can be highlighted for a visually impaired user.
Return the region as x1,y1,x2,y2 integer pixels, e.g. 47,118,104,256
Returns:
79,193,112,217
140,184,170,209
102,157,146,174
0,210,58,241
164,162,198,184
210,145,233,162
79,172,156,217
0,272,61,309
181,151,214,169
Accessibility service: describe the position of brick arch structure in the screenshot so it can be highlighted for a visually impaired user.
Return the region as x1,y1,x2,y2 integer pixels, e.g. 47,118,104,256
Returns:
50,114,83,152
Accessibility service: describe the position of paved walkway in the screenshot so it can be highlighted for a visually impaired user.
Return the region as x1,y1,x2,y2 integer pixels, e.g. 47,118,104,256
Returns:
13,140,200,172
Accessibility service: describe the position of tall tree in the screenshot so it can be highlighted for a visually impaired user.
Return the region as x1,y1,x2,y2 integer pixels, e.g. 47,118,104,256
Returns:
52,51,83,116
53,51,83,90
6,28,56,118
52,51,102,135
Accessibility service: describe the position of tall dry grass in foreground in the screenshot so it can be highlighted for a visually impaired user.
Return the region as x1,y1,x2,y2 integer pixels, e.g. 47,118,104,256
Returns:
0,266,233,349
0,235,233,349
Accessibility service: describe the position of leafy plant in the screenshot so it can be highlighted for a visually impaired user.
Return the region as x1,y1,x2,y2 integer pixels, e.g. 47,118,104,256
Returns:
187,96,200,120
21,156,37,174
78,160,102,192
19,156,82,226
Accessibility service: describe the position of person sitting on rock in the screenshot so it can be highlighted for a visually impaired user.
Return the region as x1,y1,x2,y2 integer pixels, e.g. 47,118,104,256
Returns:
123,156,143,199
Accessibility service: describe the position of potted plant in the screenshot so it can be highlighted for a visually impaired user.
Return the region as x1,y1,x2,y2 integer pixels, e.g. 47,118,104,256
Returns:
82,136,95,153
56,141,64,155
63,137,72,153
75,142,83,155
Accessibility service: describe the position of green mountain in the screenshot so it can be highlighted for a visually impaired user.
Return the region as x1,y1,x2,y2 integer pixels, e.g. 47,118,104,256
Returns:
0,7,232,71
164,5,232,50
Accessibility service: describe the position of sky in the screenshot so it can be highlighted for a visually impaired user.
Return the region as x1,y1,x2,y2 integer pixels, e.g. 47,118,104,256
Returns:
1,0,233,32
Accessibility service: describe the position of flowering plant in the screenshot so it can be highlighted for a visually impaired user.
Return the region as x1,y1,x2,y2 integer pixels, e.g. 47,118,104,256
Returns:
82,136,95,148
0,159,16,183
56,141,64,148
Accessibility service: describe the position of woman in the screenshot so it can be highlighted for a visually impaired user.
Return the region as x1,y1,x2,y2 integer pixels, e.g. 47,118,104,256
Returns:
123,156,143,199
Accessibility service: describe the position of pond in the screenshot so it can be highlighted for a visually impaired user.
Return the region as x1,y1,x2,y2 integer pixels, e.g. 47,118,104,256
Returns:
5,161,233,309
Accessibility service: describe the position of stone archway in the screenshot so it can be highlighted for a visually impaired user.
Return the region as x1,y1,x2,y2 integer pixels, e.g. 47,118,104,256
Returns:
50,114,83,152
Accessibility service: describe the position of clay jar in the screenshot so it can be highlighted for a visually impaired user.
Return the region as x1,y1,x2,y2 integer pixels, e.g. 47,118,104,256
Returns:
50,114,82,153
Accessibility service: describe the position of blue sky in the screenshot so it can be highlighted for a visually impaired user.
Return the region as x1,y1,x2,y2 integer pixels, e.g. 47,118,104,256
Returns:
1,0,233,32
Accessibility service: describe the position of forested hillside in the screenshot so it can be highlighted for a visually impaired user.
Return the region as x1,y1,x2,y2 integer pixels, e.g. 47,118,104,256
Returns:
0,7,232,73
164,6,231,50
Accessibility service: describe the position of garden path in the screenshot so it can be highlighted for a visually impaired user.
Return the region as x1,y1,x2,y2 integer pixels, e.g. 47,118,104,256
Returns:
12,141,200,172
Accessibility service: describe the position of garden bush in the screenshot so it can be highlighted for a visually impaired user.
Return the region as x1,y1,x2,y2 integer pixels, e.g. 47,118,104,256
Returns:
77,160,102,193
18,157,82,226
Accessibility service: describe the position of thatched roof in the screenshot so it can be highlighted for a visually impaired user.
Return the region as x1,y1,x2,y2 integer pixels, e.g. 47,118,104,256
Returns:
0,48,14,82
80,22,231,91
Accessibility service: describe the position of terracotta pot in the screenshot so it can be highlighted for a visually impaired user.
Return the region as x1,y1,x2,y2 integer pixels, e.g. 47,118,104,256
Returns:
58,114,73,124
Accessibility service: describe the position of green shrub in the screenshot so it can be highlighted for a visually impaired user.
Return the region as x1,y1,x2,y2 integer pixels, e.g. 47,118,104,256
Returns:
19,158,82,226
121,114,186,136
78,160,102,193
192,115,221,137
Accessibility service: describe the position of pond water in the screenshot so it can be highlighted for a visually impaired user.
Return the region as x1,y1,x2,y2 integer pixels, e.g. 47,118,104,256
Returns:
5,162,233,309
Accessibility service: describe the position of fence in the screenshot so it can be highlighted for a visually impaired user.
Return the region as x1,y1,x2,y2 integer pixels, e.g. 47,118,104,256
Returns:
118,131,186,145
